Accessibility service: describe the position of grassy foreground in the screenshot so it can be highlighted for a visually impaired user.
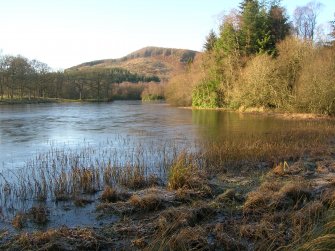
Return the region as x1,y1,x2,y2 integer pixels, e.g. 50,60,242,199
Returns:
1,123,335,250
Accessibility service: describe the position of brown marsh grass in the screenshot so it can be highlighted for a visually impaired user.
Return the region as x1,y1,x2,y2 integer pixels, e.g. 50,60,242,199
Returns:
12,212,26,229
100,185,130,203
0,122,335,250
1,227,110,250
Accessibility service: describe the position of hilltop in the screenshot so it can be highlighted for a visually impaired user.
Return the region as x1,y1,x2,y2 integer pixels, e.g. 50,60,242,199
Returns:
68,47,199,81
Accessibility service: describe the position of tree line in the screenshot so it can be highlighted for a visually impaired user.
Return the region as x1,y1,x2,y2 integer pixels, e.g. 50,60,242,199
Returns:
0,54,160,102
165,0,335,115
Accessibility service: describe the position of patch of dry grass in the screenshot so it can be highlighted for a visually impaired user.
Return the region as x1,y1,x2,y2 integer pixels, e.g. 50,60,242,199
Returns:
167,153,212,198
243,179,312,214
1,227,109,250
147,203,214,250
157,204,213,235
292,201,324,240
29,205,49,225
119,165,161,189
100,185,130,203
97,188,174,216
300,234,335,251
168,226,208,251
12,212,26,229
215,188,243,204
73,198,93,207
214,223,246,250
129,193,163,212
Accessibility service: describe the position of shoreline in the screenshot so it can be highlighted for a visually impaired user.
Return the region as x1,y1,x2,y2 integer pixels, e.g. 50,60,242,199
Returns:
1,99,333,121
0,98,114,105
180,105,334,120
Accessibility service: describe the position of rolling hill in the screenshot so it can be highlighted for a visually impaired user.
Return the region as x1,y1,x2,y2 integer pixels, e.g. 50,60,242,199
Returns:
68,47,200,81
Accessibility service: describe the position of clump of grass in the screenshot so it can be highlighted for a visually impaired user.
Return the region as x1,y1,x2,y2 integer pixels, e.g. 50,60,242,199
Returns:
96,201,134,216
292,201,324,240
175,188,205,202
131,237,147,249
54,171,71,202
100,185,130,203
120,165,145,189
97,188,175,217
72,167,100,194
167,153,211,197
168,226,208,250
215,188,240,203
129,193,163,212
148,204,214,250
300,234,335,251
240,162,335,250
276,181,312,210
213,223,246,250
243,179,312,213
243,181,281,213
28,205,49,225
100,186,118,202
12,212,27,229
119,165,161,189
158,204,213,235
292,202,335,250
168,153,194,190
0,227,109,250
74,198,93,207
322,190,335,207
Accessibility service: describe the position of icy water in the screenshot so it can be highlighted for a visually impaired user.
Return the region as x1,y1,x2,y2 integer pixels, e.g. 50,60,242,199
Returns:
0,101,197,169
1,100,326,170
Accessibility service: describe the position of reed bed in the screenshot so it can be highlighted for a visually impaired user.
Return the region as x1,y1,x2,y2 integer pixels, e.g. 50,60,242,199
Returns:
0,125,333,218
0,137,181,220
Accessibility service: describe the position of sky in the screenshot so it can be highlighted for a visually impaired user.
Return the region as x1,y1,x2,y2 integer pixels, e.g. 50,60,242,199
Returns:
0,0,334,70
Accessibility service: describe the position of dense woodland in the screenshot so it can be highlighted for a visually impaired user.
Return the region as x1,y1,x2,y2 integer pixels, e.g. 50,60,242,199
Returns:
0,55,160,102
165,0,335,115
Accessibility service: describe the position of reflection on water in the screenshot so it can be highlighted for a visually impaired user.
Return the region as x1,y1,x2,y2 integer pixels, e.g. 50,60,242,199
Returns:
191,109,326,140
0,101,333,169
0,101,196,169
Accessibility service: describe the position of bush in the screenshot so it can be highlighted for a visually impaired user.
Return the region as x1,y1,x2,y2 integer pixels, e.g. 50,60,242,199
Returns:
296,47,335,115
233,55,279,107
141,83,164,101
192,79,221,108
275,37,313,90
231,37,316,111
165,55,205,107
110,82,145,100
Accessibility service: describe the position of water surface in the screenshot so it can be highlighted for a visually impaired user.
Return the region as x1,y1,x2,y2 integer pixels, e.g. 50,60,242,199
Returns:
0,100,330,169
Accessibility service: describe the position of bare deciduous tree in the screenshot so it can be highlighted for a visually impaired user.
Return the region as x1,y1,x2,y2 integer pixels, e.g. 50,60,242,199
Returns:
330,13,335,44
294,1,323,41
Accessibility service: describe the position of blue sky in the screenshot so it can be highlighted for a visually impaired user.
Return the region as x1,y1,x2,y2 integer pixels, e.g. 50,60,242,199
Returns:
0,0,334,70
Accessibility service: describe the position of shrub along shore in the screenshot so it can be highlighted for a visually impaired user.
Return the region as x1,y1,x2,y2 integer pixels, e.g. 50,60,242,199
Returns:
165,1,335,116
